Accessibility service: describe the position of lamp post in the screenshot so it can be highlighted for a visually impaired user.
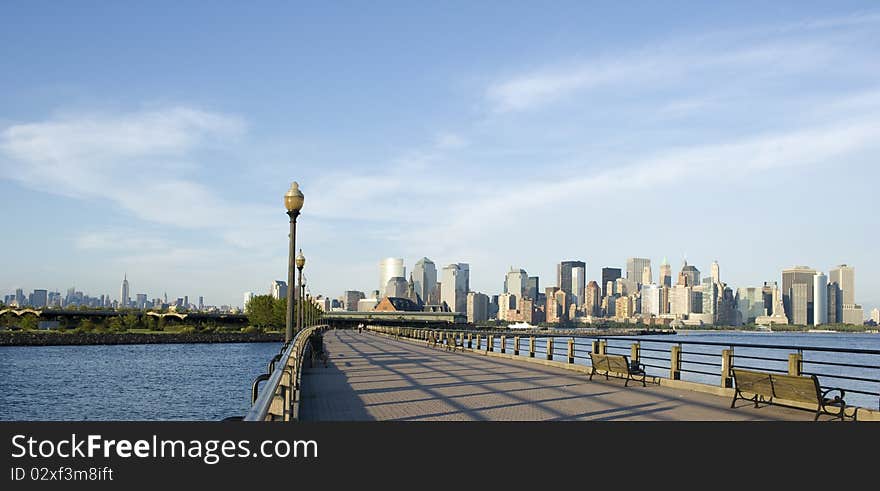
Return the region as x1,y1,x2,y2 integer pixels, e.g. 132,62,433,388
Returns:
284,182,304,343
296,250,306,333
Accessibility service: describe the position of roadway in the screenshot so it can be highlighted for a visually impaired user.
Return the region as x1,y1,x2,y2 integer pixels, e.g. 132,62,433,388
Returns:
298,329,816,421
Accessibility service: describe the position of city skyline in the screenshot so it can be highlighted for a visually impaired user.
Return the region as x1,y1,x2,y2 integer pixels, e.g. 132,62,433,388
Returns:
2,3,879,311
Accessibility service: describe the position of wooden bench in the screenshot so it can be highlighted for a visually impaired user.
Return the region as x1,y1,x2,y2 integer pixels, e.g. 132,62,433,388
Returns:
588,352,647,387
730,368,855,421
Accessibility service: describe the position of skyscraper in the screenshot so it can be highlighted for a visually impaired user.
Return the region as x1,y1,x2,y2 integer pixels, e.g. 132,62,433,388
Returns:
243,291,254,310
119,274,130,308
813,273,828,326
585,281,601,317
384,277,408,298
782,266,817,325
31,289,48,308
791,283,809,325
505,268,528,299
412,257,436,305
711,260,721,285
736,287,764,325
659,258,672,288
344,291,365,311
641,283,661,317
641,265,652,286
601,267,622,298
466,292,489,323
678,260,700,287
557,261,586,306
379,258,405,295
270,280,287,300
526,276,539,300
626,258,651,286
441,264,467,313
829,264,855,305
827,283,840,323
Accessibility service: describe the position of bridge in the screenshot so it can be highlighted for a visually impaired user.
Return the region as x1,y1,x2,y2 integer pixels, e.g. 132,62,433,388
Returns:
243,325,880,421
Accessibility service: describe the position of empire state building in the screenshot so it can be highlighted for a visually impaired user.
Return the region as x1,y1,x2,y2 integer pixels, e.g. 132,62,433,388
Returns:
120,274,130,308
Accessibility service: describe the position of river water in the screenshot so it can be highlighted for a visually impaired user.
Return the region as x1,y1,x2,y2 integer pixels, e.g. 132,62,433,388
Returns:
1,331,878,420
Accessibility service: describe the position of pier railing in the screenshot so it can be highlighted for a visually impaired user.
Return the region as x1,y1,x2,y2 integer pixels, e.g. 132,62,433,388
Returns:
243,324,328,421
368,326,880,411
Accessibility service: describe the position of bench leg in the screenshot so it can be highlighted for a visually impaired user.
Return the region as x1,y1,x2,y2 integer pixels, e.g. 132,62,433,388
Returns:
624,377,629,387
589,367,595,381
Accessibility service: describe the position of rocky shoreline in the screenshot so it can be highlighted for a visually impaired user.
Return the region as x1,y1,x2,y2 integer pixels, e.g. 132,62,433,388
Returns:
0,331,284,346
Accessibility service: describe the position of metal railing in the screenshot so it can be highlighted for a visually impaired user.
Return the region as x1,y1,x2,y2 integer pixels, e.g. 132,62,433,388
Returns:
243,324,327,421
369,326,880,411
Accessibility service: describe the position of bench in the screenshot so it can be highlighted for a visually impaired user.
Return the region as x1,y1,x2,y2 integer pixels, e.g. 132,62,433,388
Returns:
730,368,856,421
588,352,647,387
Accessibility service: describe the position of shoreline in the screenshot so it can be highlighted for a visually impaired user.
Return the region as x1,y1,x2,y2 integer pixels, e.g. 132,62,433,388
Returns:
0,331,284,347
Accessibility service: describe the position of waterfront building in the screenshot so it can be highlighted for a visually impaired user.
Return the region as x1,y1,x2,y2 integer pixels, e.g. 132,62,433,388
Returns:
526,276,539,301
762,282,777,316
679,260,700,287
711,260,721,285
136,293,148,310
545,287,569,323
701,282,718,321
659,286,670,314
270,280,288,300
641,283,661,317
344,290,365,311
626,258,651,286
557,261,586,307
30,289,47,308
670,285,691,317
379,258,405,296
736,287,764,325
642,265,652,286
601,267,622,298
584,281,601,317
791,283,809,325
827,283,840,323
441,264,468,313
842,304,864,325
615,296,633,320
782,266,817,325
384,276,408,299
755,286,789,326
871,308,880,325
497,293,516,321
357,298,379,311
813,273,828,326
829,264,856,306
505,268,528,300
412,258,437,307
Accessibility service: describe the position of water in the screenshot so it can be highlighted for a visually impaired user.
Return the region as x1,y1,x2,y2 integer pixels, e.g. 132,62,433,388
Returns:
487,331,880,410
0,342,281,421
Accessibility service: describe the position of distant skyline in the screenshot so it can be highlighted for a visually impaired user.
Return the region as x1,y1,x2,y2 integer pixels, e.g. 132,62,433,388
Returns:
1,3,879,311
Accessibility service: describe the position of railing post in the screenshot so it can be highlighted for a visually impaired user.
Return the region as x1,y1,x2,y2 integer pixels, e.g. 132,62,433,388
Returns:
476,333,481,350
599,340,607,355
529,337,536,358
514,336,520,355
788,352,802,376
459,332,464,348
546,337,553,361
567,338,575,364
721,348,734,388
467,333,473,349
488,334,494,352
670,345,682,380
631,342,640,363
591,340,600,354
500,335,506,354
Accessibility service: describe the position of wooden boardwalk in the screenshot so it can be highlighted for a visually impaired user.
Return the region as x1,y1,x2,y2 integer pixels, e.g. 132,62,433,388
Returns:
298,329,817,421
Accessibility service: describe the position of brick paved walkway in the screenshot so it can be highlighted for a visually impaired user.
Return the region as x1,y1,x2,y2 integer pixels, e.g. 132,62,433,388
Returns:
298,330,816,421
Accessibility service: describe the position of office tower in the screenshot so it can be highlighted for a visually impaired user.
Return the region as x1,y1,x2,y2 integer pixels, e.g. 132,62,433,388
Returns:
829,264,855,306
441,264,467,313
458,263,470,293
615,296,633,320
505,268,528,299
379,258,405,295
120,274,130,308
871,308,880,324
670,285,692,317
790,283,809,325
243,292,255,310
615,278,628,296
717,286,738,326
827,283,840,323
736,287,764,325
15,288,25,307
557,261,586,306
678,260,700,287
31,289,48,308
641,283,661,317
384,276,408,298
527,276,539,300
659,286,670,314
813,273,828,326
626,258,651,285
659,258,672,288
690,288,703,314
601,268,622,298
782,266,817,325
642,265,652,286
711,260,721,285
762,282,777,315
702,282,718,321
136,294,148,310
412,258,437,305
497,293,516,321
357,298,379,311
184,295,189,309
198,296,204,310
585,281,601,317
488,295,499,319
466,292,489,323
344,291,365,311
270,280,288,300
842,305,864,325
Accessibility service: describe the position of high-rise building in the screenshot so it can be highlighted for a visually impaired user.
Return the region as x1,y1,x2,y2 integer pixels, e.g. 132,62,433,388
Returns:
790,283,809,325
379,258,405,296
441,264,468,313
615,296,633,320
626,258,651,286
497,293,516,321
198,296,204,310
736,287,764,325
412,258,436,305
717,286,738,326
601,268,622,298
526,276,539,300
762,282,777,316
813,273,828,326
659,258,672,288
466,292,489,323
641,266,652,286
870,308,880,325
701,282,718,321
243,292,255,310
827,283,840,323
584,281,601,317
782,266,817,325
678,260,700,287
829,265,855,306
136,293,148,310
505,268,528,299
670,285,691,317
557,261,586,307
659,286,670,314
641,283,661,317
384,277,408,298
270,280,288,300
842,305,864,325
119,274,130,308
31,289,48,308
344,291,365,311
711,260,721,285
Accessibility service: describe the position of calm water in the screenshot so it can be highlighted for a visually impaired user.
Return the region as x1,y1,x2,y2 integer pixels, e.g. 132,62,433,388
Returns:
0,342,281,421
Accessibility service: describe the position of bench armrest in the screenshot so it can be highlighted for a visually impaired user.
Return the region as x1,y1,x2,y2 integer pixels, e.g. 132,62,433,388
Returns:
820,387,846,403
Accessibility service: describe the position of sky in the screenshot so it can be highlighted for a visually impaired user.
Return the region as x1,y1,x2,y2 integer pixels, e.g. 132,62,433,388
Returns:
1,2,879,312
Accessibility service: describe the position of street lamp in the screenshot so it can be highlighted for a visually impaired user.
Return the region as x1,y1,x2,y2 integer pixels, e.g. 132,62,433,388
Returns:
284,182,304,342
296,249,306,333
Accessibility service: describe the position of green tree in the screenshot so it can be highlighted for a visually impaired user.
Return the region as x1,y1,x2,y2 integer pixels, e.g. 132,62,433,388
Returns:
18,315,38,331
122,313,141,331
78,318,96,332
107,317,124,332
246,295,278,328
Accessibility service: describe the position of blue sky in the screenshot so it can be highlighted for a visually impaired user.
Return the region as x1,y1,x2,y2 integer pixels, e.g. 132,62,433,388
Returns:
1,2,879,312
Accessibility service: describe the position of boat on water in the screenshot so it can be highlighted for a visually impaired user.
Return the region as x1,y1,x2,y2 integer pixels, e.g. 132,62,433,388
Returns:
806,329,837,333
507,322,535,330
